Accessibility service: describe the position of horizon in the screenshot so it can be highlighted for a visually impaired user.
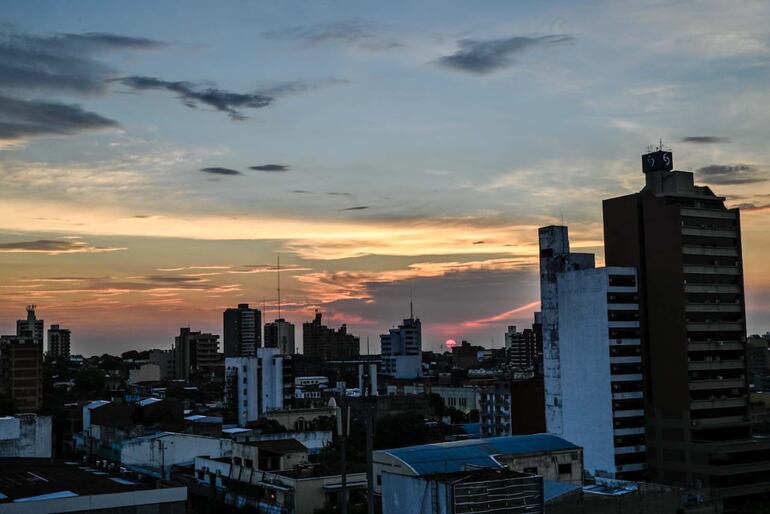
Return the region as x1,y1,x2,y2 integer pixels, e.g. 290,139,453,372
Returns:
2,0,770,356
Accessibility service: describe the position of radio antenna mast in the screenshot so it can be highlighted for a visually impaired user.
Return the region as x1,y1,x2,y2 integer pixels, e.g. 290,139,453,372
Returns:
277,255,281,320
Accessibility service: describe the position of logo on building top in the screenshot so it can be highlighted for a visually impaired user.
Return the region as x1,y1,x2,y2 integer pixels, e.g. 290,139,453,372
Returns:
642,150,673,173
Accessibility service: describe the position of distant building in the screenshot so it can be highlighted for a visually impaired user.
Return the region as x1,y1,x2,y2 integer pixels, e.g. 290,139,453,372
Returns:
225,348,284,426
148,349,175,380
381,314,422,379
128,363,161,385
451,340,486,369
0,308,44,411
173,327,220,380
747,336,769,390
47,324,71,360
302,311,359,361
223,303,261,357
540,225,645,480
480,378,546,438
264,318,296,355
120,432,232,479
16,305,44,345
386,383,479,414
505,324,538,372
0,414,52,457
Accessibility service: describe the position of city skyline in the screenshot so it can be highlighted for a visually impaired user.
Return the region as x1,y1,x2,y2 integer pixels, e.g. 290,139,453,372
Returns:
2,0,770,355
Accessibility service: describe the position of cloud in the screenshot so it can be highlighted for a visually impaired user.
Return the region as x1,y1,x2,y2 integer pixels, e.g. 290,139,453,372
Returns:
292,190,312,194
681,136,729,144
263,21,400,51
200,167,242,176
0,240,125,254
111,76,273,120
0,29,162,94
696,164,767,185
0,95,118,146
436,34,573,74
326,192,352,196
228,264,312,274
250,164,289,172
340,206,369,211
732,202,770,212
462,300,541,328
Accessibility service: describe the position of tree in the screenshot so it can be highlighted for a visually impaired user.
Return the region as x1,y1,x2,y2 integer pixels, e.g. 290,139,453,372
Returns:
74,367,106,392
428,393,445,418
374,412,432,450
0,393,18,416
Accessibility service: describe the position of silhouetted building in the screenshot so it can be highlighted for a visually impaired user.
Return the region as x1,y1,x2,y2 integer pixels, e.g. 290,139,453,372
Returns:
265,318,296,355
16,305,44,345
540,225,645,480
224,303,261,357
505,325,538,373
302,312,359,361
174,327,220,380
603,148,770,502
381,313,421,378
47,324,71,360
0,306,44,411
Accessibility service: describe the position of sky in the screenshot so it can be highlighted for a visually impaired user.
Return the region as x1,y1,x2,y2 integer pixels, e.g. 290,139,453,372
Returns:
1,0,770,356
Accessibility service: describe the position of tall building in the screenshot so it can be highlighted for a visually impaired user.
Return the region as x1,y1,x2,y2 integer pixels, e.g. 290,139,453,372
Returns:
302,312,359,361
505,325,538,373
380,312,422,379
223,303,261,357
540,225,645,480
47,324,71,359
264,318,296,355
16,305,43,345
174,327,220,380
0,307,44,411
603,148,770,502
225,348,284,426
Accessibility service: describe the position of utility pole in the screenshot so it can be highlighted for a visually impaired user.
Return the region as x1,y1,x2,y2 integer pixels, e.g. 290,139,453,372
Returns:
365,365,376,514
337,396,349,514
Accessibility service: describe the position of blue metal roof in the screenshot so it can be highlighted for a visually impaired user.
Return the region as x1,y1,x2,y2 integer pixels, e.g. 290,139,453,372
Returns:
544,480,581,502
382,434,579,475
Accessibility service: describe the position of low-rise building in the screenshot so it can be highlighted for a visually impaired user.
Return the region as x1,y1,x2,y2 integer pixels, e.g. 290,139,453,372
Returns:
0,414,51,457
120,431,233,479
386,383,480,414
372,433,582,493
0,458,186,514
128,362,161,384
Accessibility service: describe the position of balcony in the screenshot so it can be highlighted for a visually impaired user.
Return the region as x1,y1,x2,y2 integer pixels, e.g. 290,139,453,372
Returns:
682,245,738,257
613,409,644,418
682,227,737,238
611,373,643,382
690,415,750,428
689,378,745,390
681,208,737,220
690,397,747,410
610,356,642,364
612,391,643,400
614,445,646,455
614,427,645,436
686,321,743,331
686,303,742,313
685,284,741,294
684,265,740,275
688,341,744,352
688,359,745,371
616,462,646,473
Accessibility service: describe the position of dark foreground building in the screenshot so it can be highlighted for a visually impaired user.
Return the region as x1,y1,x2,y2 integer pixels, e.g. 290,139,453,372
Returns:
604,148,770,506
302,311,359,361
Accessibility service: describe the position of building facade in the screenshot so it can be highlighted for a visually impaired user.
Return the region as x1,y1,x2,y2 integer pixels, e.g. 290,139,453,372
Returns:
47,324,71,360
225,348,284,426
505,325,538,373
264,318,296,355
381,316,422,378
0,307,43,411
224,303,261,357
302,312,359,361
174,327,220,380
603,149,770,502
15,305,43,345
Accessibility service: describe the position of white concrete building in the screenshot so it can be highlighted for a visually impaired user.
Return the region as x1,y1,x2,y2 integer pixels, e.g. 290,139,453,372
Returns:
539,225,645,480
225,348,284,426
120,432,232,479
128,363,161,384
0,414,52,457
381,315,422,379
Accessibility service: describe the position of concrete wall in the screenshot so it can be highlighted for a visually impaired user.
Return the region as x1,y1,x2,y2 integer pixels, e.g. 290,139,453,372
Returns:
382,473,451,514
0,487,186,514
128,363,161,384
242,430,332,454
557,268,616,478
0,414,52,457
120,433,232,478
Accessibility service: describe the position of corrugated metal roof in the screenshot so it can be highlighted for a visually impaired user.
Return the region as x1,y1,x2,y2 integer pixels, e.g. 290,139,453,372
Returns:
381,434,579,475
544,480,581,502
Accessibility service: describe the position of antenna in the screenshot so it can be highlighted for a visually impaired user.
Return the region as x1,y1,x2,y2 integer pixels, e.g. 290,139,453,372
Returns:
409,288,414,320
277,255,281,320
366,336,370,356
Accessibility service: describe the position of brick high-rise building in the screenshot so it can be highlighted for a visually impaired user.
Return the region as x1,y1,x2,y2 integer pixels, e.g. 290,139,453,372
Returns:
223,303,261,357
0,306,44,411
47,324,71,360
302,312,359,361
174,328,220,380
603,148,770,503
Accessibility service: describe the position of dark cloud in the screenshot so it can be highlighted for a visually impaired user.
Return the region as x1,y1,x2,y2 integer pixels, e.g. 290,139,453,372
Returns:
732,202,770,212
696,164,767,185
143,275,208,284
133,215,151,218
0,29,163,94
473,241,485,245
0,95,117,143
436,34,573,74
111,76,273,120
327,192,352,196
250,164,289,172
340,206,369,211
0,240,124,254
681,136,730,144
263,21,400,51
200,167,242,176
291,190,313,194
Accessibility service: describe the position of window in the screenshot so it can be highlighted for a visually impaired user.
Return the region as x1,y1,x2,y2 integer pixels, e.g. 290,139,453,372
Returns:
558,463,572,475
377,475,382,486
244,459,253,469
234,457,242,466
524,467,538,474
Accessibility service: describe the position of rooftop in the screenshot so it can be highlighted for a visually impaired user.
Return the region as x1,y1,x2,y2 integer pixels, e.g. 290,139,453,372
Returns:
0,459,157,503
379,434,579,475
239,438,308,454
